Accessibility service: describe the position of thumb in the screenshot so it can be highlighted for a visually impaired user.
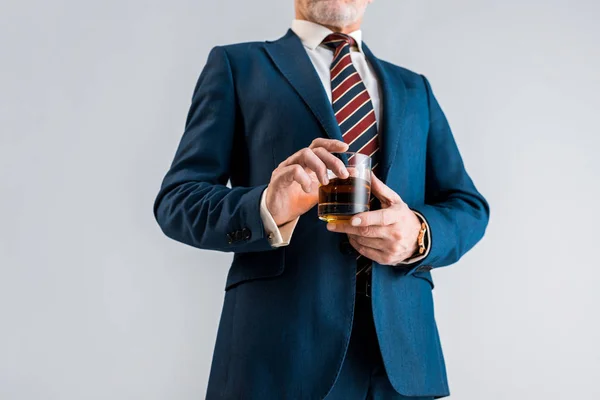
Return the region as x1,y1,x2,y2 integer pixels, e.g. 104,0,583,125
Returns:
370,173,403,206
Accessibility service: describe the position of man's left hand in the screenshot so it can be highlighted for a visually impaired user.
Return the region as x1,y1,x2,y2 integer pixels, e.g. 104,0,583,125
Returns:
326,173,422,265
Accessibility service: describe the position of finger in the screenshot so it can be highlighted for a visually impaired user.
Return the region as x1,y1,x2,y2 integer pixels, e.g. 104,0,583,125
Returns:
276,164,313,193
348,236,389,264
327,222,387,238
309,138,349,152
348,234,387,251
370,173,403,206
281,148,329,185
350,208,401,227
312,147,350,179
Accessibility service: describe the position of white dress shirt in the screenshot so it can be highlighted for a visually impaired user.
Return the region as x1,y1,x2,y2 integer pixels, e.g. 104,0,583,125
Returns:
259,20,429,264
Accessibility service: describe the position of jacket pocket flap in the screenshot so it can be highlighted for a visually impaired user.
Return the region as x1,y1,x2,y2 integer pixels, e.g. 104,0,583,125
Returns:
411,270,434,290
225,248,285,291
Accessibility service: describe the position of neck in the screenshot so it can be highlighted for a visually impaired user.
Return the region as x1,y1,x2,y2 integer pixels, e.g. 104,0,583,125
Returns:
295,11,362,34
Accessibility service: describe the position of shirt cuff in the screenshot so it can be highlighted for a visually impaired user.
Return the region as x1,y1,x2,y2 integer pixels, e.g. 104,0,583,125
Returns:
259,187,299,248
397,210,432,265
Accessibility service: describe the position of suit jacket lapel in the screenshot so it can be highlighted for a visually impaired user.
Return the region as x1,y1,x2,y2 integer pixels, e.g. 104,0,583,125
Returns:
362,43,408,184
264,29,344,142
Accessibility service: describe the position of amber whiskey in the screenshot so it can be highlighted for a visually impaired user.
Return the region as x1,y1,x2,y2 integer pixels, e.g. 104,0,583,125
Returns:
318,177,371,222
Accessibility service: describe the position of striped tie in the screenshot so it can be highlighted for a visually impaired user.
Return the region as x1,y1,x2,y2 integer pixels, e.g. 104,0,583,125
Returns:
322,33,379,277
322,33,380,177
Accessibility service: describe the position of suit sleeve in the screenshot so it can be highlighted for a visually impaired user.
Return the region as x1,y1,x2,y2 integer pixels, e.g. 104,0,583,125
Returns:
153,46,274,253
407,76,490,273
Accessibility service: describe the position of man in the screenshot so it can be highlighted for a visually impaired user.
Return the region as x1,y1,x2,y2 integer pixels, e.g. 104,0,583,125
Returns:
154,0,489,398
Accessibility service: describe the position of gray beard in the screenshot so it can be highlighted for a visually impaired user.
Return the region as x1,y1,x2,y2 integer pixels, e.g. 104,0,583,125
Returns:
305,0,364,26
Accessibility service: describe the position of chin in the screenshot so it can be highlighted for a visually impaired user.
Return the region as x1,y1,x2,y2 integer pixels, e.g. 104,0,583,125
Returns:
306,1,364,26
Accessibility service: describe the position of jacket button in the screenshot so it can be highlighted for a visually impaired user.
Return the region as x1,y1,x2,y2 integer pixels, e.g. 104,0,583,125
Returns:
226,233,234,244
234,230,243,241
339,239,355,255
241,228,251,241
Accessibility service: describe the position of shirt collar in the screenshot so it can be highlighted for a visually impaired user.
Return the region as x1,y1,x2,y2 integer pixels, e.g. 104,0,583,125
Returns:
291,19,363,52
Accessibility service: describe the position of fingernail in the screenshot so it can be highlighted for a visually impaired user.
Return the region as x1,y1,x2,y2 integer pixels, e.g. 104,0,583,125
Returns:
323,176,329,185
327,223,336,231
351,218,361,226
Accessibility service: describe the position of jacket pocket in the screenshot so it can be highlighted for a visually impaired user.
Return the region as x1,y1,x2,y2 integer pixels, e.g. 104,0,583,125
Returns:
411,270,434,290
225,248,285,291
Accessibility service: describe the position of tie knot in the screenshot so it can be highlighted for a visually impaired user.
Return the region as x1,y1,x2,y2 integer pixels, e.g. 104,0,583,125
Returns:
322,33,357,51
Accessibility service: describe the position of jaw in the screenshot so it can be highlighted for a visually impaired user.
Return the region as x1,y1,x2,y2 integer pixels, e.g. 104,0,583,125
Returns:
297,0,367,32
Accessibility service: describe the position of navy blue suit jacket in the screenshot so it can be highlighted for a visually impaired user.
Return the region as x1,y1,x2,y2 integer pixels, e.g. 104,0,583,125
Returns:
154,29,489,399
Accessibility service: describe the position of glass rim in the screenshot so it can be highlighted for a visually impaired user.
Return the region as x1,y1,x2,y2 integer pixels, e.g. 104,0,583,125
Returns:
326,151,372,172
330,151,371,158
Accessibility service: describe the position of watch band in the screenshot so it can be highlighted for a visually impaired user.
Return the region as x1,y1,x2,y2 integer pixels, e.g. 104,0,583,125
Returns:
417,222,427,255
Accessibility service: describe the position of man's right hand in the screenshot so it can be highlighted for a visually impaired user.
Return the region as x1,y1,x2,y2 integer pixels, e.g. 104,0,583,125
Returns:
265,138,350,226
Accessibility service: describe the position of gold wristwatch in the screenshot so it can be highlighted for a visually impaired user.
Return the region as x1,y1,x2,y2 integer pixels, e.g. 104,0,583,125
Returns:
416,222,427,255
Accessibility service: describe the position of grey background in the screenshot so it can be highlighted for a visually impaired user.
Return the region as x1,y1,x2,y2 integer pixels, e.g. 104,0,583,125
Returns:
1,0,599,399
